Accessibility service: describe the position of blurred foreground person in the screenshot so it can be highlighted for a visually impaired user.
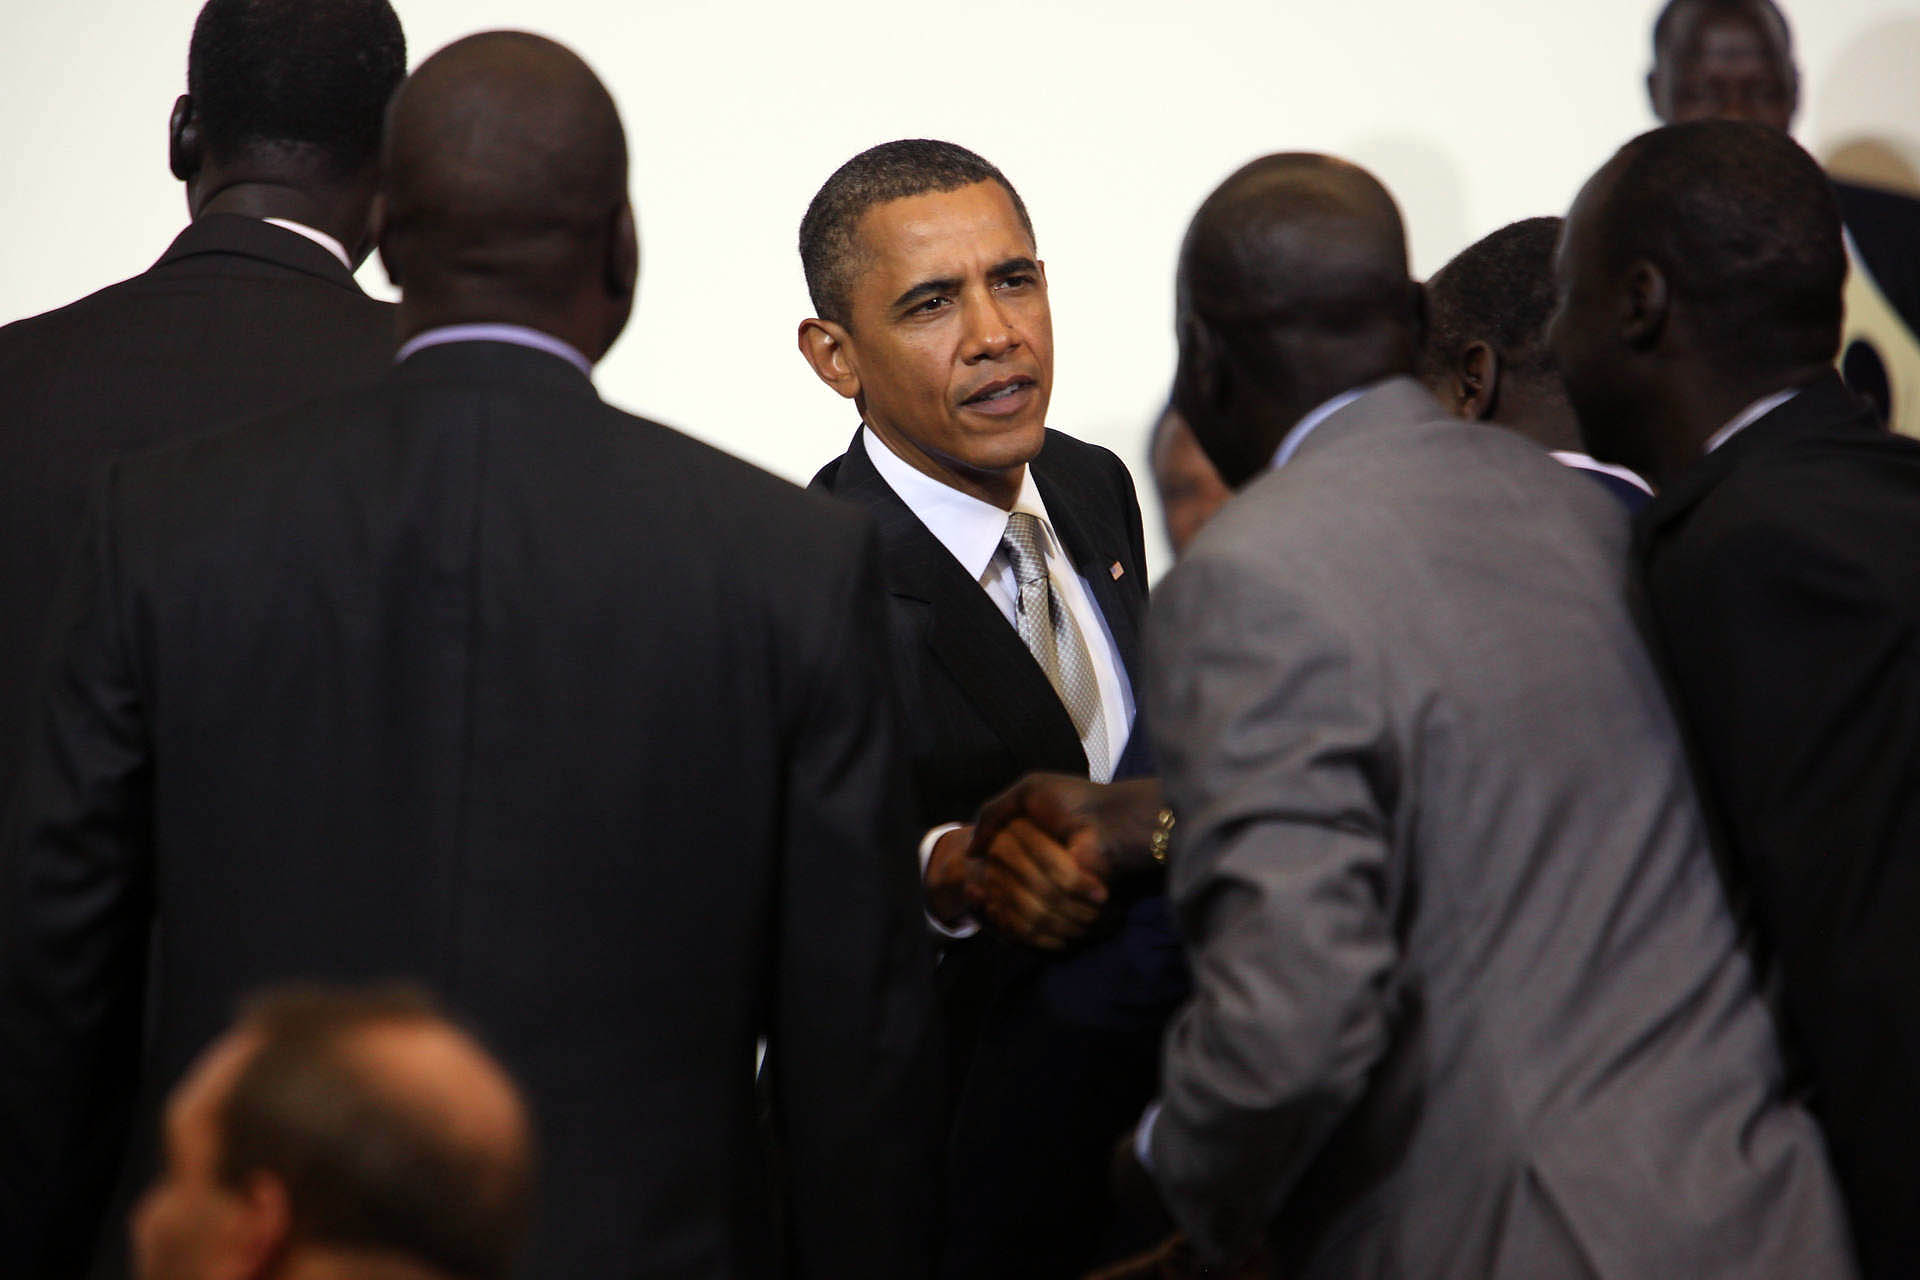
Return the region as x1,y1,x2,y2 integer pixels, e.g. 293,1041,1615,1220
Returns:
134,986,532,1280
1118,152,1853,1276
1421,216,1650,507
0,31,935,1279
1553,118,1920,1279
0,0,405,817
1147,404,1231,558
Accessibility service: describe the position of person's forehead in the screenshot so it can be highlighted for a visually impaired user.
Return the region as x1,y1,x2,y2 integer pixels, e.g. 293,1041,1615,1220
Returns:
1663,7,1788,66
853,182,1034,278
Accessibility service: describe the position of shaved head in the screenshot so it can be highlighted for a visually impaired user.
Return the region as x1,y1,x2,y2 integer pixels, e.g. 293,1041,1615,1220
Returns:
1174,153,1419,486
380,31,636,354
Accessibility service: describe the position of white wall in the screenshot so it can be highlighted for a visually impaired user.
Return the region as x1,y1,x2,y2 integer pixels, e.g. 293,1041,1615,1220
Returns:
5,0,1916,575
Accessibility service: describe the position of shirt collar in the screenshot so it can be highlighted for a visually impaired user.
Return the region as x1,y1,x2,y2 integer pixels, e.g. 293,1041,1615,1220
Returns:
1269,385,1371,471
861,426,1060,579
395,323,595,379
1703,387,1800,454
260,217,352,272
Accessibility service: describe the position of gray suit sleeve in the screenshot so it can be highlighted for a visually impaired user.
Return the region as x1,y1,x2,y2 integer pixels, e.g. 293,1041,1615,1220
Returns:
1143,546,1402,1261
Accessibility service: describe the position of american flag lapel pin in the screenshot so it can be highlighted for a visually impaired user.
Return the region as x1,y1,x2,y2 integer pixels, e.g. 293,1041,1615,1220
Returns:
1110,561,1125,580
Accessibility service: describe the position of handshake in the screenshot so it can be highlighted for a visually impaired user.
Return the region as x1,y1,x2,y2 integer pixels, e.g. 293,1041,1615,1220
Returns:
924,773,1169,949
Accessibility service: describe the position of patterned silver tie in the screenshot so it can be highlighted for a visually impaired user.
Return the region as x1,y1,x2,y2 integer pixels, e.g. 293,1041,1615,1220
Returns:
1000,511,1109,780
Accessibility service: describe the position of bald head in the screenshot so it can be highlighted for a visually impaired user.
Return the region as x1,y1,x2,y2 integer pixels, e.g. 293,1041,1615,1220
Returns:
380,31,636,356
1174,154,1419,486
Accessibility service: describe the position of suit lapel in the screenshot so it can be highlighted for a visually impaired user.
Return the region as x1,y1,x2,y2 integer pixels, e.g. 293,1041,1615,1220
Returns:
1032,444,1144,696
822,432,1086,773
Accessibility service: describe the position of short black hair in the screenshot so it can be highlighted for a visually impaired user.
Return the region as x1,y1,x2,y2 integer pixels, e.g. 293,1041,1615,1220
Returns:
218,985,531,1280
1600,120,1844,372
800,139,1034,325
1421,217,1564,384
1652,0,1791,57
188,0,406,174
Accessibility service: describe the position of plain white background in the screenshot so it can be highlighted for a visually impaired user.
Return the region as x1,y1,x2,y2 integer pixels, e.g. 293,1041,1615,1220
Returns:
5,0,1916,575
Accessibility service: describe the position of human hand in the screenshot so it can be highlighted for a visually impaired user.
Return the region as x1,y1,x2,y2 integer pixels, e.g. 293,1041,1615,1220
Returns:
973,773,1167,882
923,824,981,927
970,816,1107,949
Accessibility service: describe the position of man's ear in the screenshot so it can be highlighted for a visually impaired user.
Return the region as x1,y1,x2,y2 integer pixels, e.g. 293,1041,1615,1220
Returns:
230,1172,293,1280
1622,260,1670,352
1458,341,1499,421
798,318,861,401
168,94,202,184
607,201,639,304
1173,311,1229,426
1645,68,1665,120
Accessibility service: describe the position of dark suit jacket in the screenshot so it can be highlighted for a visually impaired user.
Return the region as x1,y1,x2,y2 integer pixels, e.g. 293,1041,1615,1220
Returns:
811,428,1172,1277
810,428,1150,826
1636,371,1920,1279
0,342,938,1279
0,214,396,809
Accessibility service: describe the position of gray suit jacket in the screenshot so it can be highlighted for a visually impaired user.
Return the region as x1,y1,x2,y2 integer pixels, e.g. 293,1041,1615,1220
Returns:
1143,378,1854,1277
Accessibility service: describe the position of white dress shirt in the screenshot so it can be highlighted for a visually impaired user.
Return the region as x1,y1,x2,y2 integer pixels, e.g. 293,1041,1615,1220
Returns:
862,426,1137,936
261,217,352,272
1703,387,1801,454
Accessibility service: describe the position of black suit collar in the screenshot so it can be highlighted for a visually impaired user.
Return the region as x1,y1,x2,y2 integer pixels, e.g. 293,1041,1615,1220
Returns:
819,428,1091,774
391,338,602,402
1637,371,1878,550
156,213,367,293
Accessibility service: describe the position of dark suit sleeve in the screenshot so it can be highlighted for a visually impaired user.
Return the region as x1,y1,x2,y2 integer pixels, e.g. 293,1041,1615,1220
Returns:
1647,511,1920,1272
770,521,940,1278
0,467,154,1273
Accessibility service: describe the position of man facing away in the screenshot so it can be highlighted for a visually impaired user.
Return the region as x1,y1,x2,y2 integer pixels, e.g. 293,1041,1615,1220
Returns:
1420,216,1651,508
1551,118,1920,1279
134,985,533,1280
799,141,1182,1276
0,32,935,1279
1114,152,1853,1276
1646,0,1920,432
0,0,406,807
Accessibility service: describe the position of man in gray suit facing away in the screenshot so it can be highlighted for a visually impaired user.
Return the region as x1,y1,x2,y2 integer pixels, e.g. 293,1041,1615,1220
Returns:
1120,153,1855,1276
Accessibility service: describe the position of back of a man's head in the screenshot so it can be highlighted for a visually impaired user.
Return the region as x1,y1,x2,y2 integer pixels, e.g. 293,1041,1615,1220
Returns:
1174,153,1416,485
187,0,406,176
1603,120,1843,375
1422,217,1579,448
380,31,634,353
136,984,534,1280
799,139,1034,326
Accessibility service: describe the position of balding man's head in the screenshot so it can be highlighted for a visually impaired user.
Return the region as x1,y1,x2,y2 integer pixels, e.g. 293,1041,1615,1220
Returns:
134,985,534,1280
1173,154,1420,487
379,31,637,358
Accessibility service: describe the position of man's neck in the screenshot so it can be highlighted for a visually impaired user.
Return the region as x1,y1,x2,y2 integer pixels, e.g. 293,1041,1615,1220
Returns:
864,420,1024,510
194,181,365,265
1648,362,1829,485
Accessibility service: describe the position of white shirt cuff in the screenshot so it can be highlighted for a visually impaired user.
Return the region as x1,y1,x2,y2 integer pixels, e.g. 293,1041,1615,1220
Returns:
1134,1102,1161,1172
919,823,980,939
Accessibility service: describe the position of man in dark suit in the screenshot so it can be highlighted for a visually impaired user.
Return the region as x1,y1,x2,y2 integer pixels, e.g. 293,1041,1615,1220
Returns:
0,32,936,1280
1552,117,1917,1278
1421,217,1652,508
797,140,1179,1276
0,0,407,807
1646,0,1920,433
